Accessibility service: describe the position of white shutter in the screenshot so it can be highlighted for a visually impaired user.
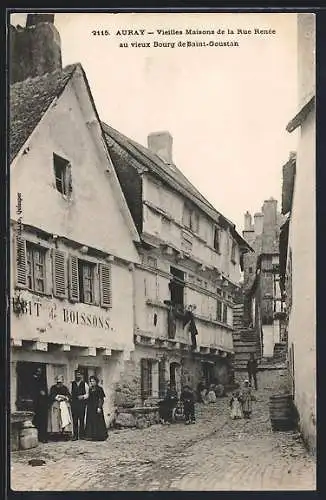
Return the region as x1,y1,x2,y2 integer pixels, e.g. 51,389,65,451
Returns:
52,249,68,298
99,263,112,308
69,255,79,302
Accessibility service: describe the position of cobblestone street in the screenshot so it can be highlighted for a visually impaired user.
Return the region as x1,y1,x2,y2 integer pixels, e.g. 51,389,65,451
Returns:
10,370,316,492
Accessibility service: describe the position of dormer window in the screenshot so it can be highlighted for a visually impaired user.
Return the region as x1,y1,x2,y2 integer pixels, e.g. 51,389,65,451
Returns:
53,154,72,197
213,227,221,253
183,204,199,233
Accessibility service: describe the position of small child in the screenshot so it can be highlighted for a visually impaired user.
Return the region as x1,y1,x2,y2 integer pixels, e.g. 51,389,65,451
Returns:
241,380,256,419
229,390,243,420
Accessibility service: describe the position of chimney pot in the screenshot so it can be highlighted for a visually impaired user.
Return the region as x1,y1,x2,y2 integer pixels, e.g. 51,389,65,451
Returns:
244,211,253,231
254,212,264,235
147,131,173,164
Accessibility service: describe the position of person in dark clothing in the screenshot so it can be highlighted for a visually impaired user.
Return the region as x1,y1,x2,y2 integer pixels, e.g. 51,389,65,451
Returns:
31,367,48,443
85,376,108,441
71,370,89,440
181,385,196,424
161,383,178,424
247,353,258,390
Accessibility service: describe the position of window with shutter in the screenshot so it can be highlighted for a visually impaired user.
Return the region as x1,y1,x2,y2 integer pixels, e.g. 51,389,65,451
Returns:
99,263,112,308
52,250,67,298
222,304,228,323
69,255,79,302
141,358,152,400
15,235,27,288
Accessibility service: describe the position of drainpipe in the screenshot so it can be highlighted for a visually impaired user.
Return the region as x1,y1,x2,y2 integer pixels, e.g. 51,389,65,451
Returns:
129,262,137,340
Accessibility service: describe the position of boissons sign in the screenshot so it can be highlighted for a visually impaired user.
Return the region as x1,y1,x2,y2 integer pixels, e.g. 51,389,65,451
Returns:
11,297,111,330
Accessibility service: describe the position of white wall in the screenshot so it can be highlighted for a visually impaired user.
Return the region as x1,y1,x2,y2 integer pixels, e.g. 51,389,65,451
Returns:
287,108,316,453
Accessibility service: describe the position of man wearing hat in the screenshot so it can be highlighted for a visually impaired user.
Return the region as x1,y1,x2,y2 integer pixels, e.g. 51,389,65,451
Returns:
71,370,89,440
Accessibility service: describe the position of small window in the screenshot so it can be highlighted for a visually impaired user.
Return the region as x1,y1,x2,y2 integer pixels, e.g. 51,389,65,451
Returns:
213,227,221,253
222,304,228,323
26,243,46,293
249,266,253,273
216,299,222,322
53,154,72,197
169,266,185,307
183,204,199,233
78,260,95,304
231,241,236,263
147,256,157,268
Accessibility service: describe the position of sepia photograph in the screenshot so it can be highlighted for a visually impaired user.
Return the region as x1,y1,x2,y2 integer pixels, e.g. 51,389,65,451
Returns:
8,10,316,491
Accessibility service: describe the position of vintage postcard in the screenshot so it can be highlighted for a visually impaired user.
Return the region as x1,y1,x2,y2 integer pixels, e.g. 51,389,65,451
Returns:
8,11,316,492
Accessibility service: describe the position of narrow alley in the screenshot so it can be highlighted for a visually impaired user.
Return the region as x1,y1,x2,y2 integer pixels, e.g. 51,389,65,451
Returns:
10,369,316,492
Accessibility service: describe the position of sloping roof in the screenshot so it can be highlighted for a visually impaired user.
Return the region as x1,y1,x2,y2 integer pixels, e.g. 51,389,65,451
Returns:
10,63,78,162
102,122,251,251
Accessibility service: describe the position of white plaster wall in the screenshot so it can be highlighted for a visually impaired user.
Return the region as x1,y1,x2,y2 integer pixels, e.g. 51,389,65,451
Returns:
287,109,316,453
142,175,241,283
262,325,274,357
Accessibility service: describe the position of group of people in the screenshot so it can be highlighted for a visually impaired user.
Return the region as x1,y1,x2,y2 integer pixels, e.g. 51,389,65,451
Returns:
32,368,108,443
229,379,256,420
229,353,259,420
159,384,197,425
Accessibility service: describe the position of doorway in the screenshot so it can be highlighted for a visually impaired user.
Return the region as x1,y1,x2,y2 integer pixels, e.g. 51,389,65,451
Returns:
16,361,47,411
202,362,214,387
77,365,102,385
169,362,181,395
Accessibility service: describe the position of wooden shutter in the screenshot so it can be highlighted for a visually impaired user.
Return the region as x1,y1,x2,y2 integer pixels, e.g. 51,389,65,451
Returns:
14,234,27,288
141,359,150,400
99,263,112,308
158,359,166,398
68,255,79,302
52,250,68,298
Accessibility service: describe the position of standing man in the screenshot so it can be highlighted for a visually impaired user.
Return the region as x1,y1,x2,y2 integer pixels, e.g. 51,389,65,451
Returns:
31,367,48,443
180,385,196,424
71,370,89,440
247,353,258,390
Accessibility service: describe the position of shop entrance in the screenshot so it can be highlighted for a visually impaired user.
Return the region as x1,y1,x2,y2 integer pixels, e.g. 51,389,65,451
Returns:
77,365,102,385
16,361,47,411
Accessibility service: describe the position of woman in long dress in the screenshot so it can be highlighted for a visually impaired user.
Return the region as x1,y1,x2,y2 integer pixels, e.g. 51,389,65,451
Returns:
241,380,256,419
48,375,73,440
85,376,108,441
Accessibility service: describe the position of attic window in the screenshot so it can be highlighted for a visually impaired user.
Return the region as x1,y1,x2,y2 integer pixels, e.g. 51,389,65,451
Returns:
213,227,221,253
53,154,72,197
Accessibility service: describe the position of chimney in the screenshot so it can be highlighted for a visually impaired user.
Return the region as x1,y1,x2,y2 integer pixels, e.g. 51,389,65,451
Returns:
254,212,264,235
10,13,62,84
262,197,278,230
244,211,252,231
147,131,173,164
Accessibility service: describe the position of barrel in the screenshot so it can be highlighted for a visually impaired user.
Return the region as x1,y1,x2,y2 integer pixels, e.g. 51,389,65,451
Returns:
19,422,38,450
269,394,296,431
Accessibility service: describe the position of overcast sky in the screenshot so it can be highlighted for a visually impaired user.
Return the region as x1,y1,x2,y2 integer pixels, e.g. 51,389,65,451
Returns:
11,12,299,233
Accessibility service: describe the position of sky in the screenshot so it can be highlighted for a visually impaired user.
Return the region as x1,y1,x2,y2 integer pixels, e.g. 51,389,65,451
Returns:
10,12,299,233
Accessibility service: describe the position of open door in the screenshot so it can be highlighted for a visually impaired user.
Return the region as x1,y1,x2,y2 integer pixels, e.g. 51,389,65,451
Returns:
16,361,47,411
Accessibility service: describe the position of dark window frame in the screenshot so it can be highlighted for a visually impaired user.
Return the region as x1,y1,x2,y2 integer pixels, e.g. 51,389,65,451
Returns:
26,242,47,293
53,153,72,198
78,259,96,305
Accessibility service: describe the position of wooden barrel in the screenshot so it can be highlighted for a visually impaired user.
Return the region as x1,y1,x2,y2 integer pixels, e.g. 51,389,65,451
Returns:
269,394,296,431
19,424,38,450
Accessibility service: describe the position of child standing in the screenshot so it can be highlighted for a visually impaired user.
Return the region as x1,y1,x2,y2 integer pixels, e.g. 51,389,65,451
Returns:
241,380,256,419
180,385,196,424
229,390,243,420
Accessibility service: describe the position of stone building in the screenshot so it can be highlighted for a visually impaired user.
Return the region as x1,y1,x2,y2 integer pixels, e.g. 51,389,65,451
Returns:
242,199,286,359
102,125,252,402
10,15,140,427
280,13,316,454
